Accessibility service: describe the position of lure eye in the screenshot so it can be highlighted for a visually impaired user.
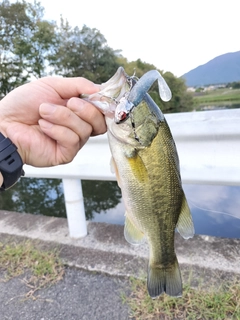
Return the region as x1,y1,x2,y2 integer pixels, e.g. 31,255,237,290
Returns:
119,111,127,121
115,97,133,124
115,110,129,124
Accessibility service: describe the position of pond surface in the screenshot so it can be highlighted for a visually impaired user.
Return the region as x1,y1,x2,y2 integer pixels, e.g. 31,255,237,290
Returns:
195,102,240,111
0,178,239,239
1,106,239,239
91,183,240,239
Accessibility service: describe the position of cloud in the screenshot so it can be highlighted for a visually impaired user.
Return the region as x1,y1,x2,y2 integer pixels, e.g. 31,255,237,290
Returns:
184,184,240,221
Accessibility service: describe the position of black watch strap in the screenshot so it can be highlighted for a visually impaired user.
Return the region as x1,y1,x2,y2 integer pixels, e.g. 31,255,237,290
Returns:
0,133,24,191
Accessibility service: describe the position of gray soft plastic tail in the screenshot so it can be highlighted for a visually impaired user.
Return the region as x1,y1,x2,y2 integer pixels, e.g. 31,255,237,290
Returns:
128,70,172,107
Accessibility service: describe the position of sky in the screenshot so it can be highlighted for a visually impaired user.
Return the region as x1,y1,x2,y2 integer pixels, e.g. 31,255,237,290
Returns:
29,0,239,77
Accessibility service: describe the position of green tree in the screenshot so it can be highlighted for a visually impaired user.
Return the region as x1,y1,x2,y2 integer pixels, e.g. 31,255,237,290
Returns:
226,81,240,89
0,0,57,97
117,57,156,77
50,19,120,83
158,71,193,113
1,0,192,112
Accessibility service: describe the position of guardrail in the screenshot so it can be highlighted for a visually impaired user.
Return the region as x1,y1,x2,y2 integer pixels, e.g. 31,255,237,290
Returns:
24,109,240,238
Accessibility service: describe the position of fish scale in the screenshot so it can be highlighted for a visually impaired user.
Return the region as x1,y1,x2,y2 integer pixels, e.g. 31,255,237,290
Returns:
81,67,195,298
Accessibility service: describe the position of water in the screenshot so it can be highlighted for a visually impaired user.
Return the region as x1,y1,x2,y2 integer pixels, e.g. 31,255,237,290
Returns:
1,104,239,239
195,102,240,111
91,183,240,239
0,178,239,239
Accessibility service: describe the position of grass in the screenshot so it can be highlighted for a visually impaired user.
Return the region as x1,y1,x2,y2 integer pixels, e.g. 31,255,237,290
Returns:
124,275,240,320
1,240,240,318
0,240,64,299
193,88,240,105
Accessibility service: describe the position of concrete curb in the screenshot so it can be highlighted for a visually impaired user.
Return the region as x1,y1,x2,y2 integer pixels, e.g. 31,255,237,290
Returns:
0,210,239,283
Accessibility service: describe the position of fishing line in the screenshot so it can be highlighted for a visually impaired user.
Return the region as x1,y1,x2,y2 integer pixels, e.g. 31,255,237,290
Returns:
188,199,240,220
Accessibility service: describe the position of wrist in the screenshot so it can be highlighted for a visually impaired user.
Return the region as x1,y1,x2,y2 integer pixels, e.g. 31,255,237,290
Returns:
0,123,7,140
0,122,25,165
0,132,24,191
0,172,3,187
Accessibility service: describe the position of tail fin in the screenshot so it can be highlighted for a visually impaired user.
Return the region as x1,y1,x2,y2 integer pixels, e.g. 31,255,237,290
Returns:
147,258,182,298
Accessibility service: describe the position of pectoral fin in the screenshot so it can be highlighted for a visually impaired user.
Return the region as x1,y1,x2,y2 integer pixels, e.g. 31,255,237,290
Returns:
126,153,149,183
124,214,145,245
176,195,195,239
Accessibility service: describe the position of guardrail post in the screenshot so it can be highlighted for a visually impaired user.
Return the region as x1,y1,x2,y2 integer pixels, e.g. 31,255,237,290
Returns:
62,178,87,238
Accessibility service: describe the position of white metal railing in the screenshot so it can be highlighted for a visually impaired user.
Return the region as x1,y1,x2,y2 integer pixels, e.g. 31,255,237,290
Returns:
24,109,240,238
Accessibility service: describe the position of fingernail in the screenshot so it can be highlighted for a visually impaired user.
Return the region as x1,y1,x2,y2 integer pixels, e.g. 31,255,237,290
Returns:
40,103,57,114
39,119,53,129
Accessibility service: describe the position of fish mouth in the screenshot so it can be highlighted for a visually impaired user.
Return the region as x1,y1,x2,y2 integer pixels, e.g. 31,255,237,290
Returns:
80,67,133,117
81,66,172,126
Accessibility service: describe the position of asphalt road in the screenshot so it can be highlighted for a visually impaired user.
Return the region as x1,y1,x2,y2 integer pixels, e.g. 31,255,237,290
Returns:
0,267,131,320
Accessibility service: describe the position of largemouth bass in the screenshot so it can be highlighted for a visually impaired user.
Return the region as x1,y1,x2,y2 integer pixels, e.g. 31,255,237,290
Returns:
82,67,194,298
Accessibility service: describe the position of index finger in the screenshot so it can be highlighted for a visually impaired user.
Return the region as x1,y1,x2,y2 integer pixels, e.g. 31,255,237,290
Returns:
67,97,107,136
39,77,100,99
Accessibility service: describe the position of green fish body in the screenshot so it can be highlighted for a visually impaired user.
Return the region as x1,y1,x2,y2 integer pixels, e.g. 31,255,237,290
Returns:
82,67,194,298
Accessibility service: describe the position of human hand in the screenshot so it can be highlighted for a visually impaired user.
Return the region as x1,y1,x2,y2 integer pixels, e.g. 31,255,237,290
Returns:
0,77,106,167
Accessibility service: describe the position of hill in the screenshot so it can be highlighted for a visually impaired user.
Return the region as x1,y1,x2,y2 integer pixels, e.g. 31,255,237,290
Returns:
181,51,240,87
